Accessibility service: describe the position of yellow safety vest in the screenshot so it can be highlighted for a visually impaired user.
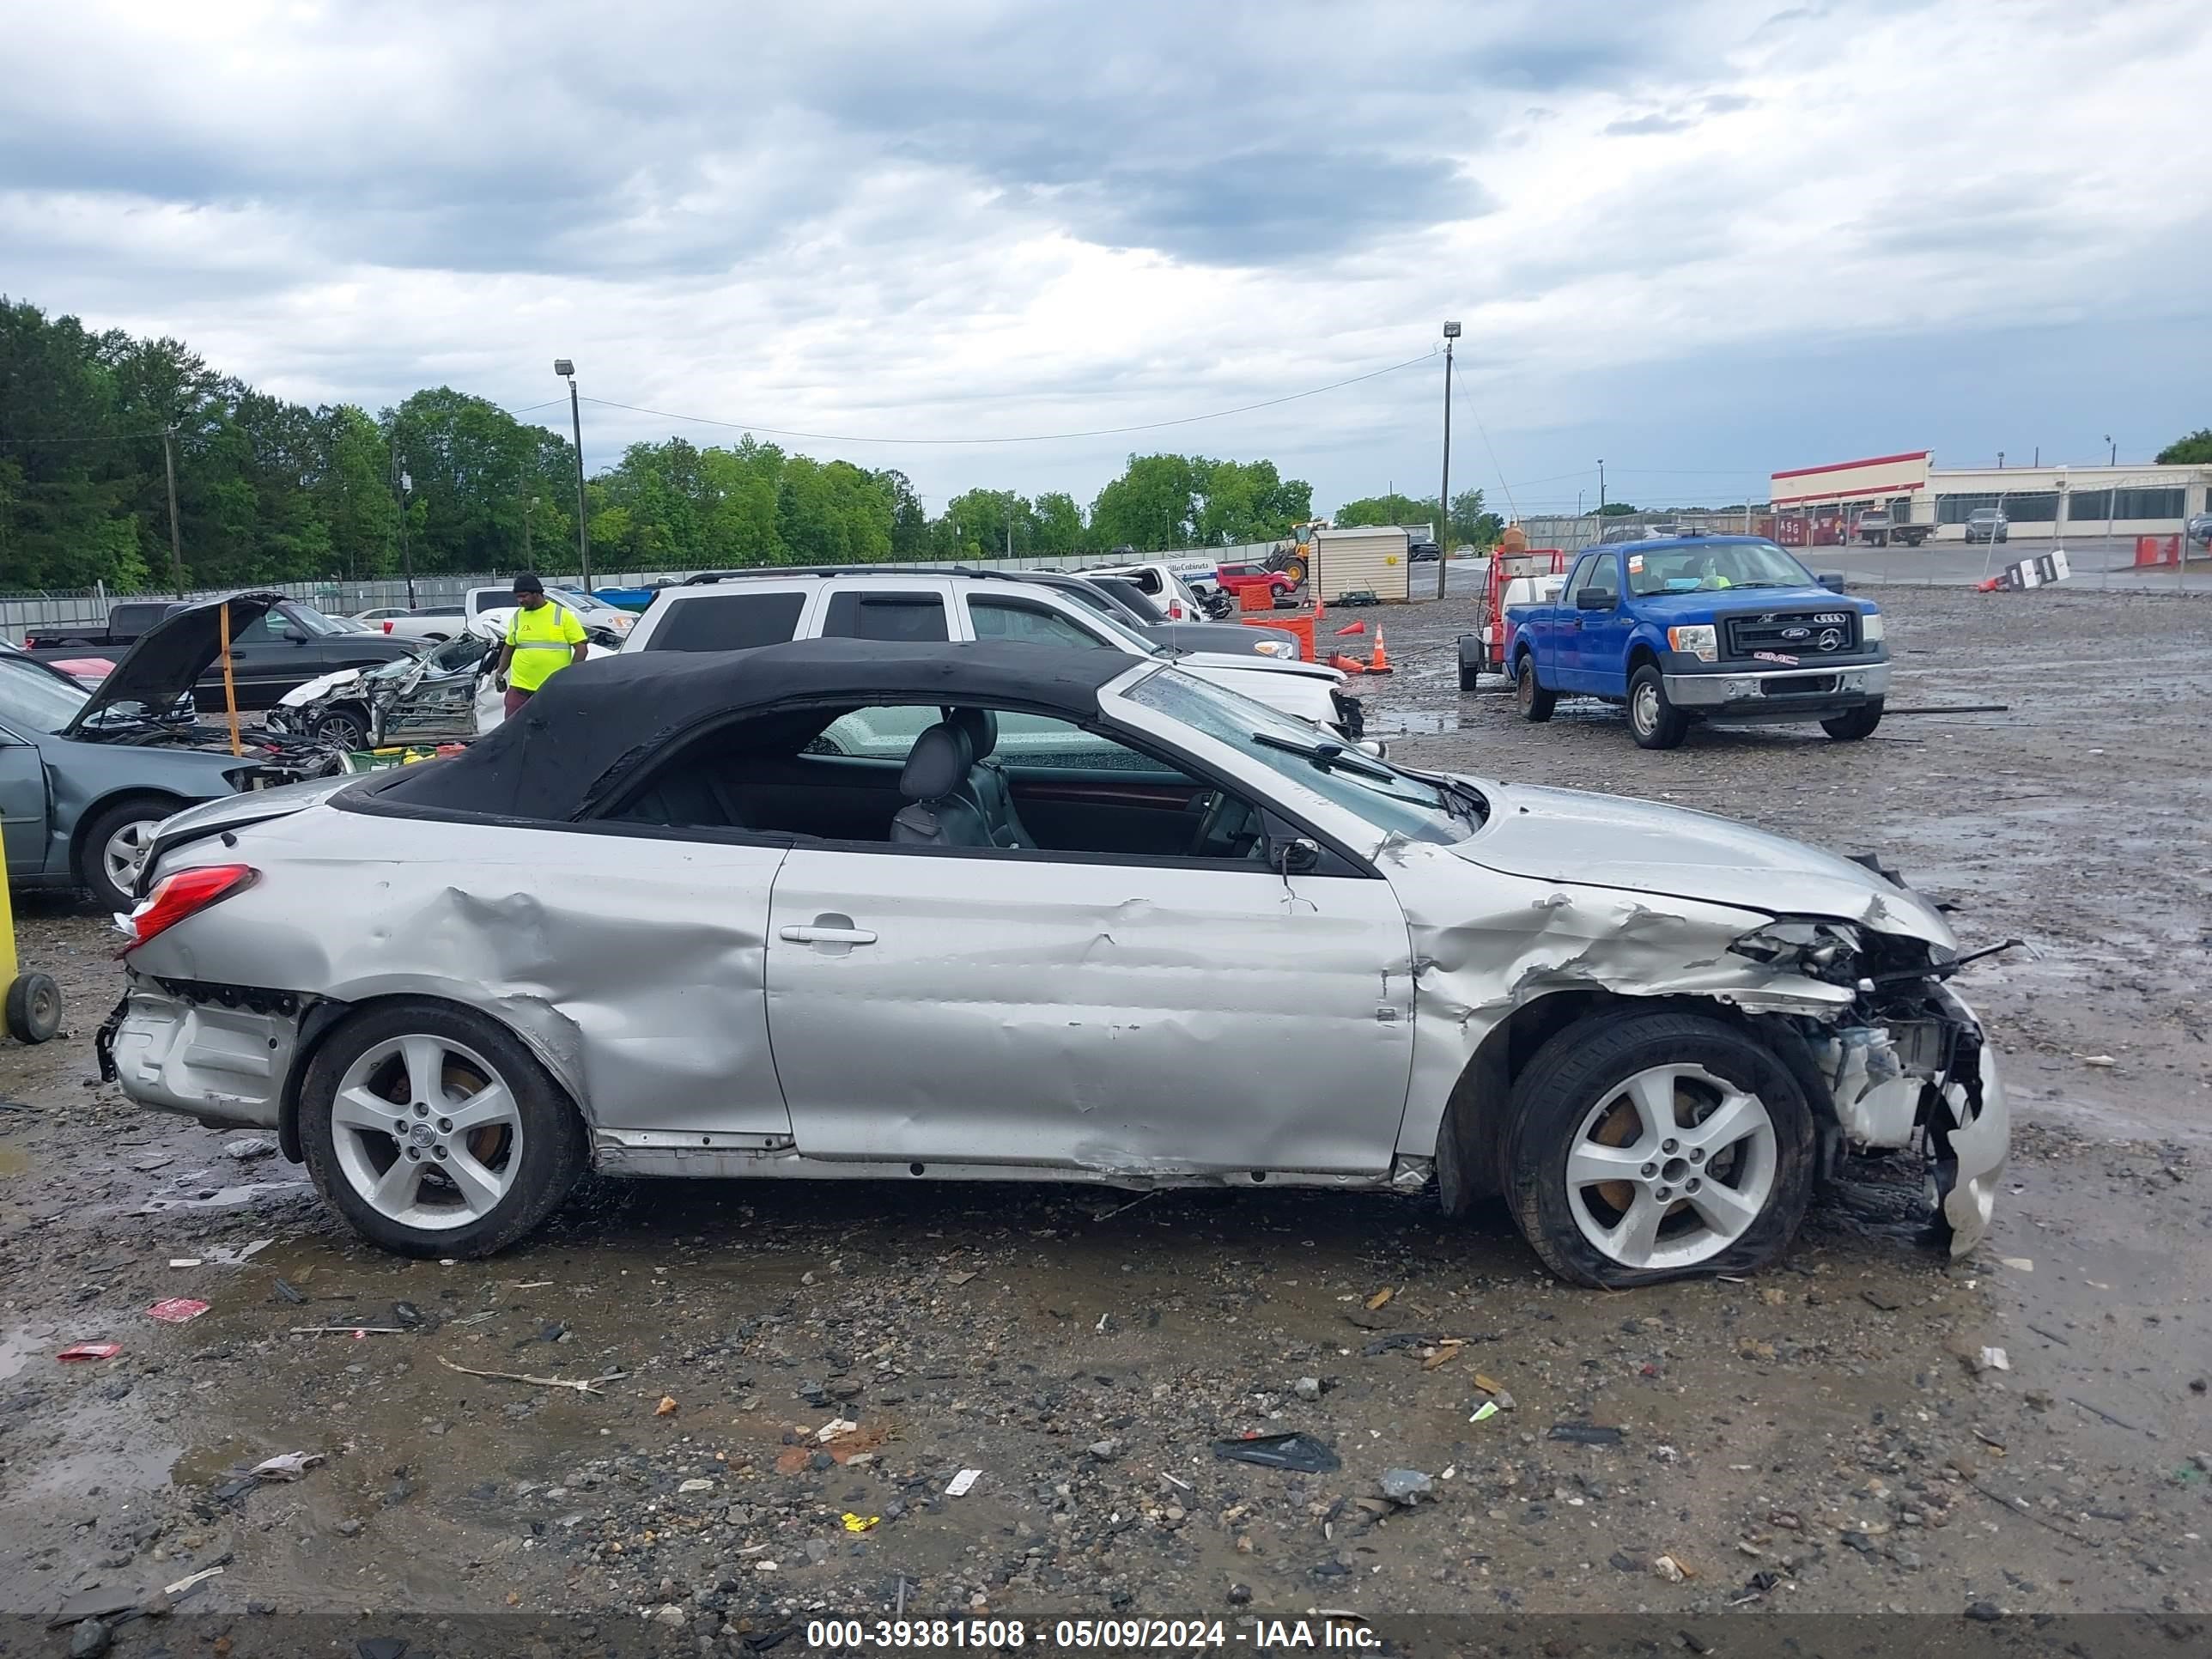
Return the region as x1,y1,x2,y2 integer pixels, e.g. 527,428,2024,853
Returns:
505,603,586,691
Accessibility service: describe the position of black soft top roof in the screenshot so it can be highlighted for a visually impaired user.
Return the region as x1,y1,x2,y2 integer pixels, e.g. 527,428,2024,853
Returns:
368,637,1142,822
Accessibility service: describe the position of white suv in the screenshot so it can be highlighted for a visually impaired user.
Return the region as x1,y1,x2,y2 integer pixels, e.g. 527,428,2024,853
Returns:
622,570,1363,737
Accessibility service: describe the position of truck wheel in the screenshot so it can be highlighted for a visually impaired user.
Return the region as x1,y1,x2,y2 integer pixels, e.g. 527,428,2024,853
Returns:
1502,1010,1817,1286
1821,700,1884,741
1627,666,1687,750
1515,656,1555,722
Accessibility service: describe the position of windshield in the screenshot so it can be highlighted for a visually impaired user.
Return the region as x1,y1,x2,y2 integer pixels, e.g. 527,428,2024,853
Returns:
0,656,90,733
283,605,345,637
1055,599,1160,656
1625,539,1818,596
1126,668,1469,844
547,587,620,619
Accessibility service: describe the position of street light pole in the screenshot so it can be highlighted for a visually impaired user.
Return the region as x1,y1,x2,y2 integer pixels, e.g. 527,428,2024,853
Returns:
2106,434,2116,466
1598,459,1607,521
1437,322,1459,600
398,470,415,609
161,423,186,598
555,359,592,589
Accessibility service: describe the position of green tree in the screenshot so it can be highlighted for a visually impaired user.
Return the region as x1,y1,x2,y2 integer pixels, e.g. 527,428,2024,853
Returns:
1597,501,1638,517
1032,490,1086,550
2155,428,2212,465
942,488,1036,556
1447,487,1489,546
1090,454,1199,550
1334,491,1437,531
872,468,931,559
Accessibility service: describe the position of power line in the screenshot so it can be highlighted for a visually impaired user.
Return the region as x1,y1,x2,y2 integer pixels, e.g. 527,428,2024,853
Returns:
570,350,1439,447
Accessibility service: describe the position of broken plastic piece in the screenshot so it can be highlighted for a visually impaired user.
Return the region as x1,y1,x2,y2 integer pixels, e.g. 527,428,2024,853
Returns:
146,1297,210,1324
1469,1400,1500,1425
1978,1346,2011,1373
248,1451,325,1481
1212,1431,1341,1474
816,1417,858,1443
945,1468,981,1498
1548,1422,1626,1446
57,1342,123,1363
841,1511,880,1533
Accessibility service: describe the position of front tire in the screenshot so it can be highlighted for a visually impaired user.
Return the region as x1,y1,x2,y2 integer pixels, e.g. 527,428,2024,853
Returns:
78,794,179,914
1502,1011,1816,1286
1627,665,1687,749
1515,656,1556,722
299,1000,586,1258
310,706,369,750
1821,700,1884,741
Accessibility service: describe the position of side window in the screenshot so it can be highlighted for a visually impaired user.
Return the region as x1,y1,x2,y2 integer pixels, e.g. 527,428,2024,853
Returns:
821,591,949,643
649,591,807,652
1563,555,1595,595
1575,556,1620,605
814,703,1122,765
969,598,1109,649
230,613,298,645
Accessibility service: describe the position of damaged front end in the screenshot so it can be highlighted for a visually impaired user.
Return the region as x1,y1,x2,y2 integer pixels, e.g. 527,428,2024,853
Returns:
78,713,344,784
1731,919,2008,1253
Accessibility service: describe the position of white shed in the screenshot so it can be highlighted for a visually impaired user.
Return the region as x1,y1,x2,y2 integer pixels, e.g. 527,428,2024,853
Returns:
1310,526,1410,602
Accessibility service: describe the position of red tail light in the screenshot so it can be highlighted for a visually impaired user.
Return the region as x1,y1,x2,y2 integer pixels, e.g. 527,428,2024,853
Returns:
382,619,394,632
119,864,258,951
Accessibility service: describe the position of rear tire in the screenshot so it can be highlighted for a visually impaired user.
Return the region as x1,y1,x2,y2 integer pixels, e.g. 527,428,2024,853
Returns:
1515,656,1556,722
1821,700,1884,740
5,973,61,1043
299,999,586,1258
1502,1010,1816,1286
77,793,180,914
1627,665,1687,749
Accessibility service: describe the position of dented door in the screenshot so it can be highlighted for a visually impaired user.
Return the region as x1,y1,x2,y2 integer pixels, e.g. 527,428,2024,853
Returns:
764,848,1415,1175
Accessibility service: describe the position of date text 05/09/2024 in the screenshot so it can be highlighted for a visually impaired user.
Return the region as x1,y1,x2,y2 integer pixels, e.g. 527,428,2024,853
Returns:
802,1618,1381,1650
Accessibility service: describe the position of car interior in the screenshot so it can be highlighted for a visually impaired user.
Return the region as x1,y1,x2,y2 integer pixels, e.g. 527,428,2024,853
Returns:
601,699,1273,862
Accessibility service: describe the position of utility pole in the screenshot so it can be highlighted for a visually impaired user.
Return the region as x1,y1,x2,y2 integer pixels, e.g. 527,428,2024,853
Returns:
555,360,591,589
2106,434,2115,466
523,495,537,564
1437,321,1459,600
161,423,185,598
1598,459,1607,520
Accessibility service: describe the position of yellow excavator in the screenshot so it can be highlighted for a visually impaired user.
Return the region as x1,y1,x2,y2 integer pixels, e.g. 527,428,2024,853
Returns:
1267,520,1329,588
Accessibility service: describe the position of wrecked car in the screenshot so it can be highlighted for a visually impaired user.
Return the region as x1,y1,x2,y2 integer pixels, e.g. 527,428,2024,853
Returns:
100,638,2006,1285
2,593,343,911
269,614,618,749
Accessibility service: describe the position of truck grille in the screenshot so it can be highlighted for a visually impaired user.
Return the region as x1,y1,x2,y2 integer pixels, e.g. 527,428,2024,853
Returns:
1723,610,1858,659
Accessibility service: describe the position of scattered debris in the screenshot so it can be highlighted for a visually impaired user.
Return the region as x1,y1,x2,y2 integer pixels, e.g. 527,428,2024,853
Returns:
1364,1287,1395,1310
815,1417,859,1443
248,1451,325,1481
1469,1400,1500,1425
1860,1289,1903,1311
1998,1256,2034,1272
841,1511,880,1534
1212,1431,1340,1474
223,1135,277,1160
167,1257,204,1269
1377,1468,1433,1506
2074,1054,2116,1068
1292,1376,1322,1401
56,1342,122,1363
1976,1346,2011,1373
2068,1395,2154,1436
678,1478,714,1494
46,1586,141,1628
1421,1340,1463,1370
391,1300,427,1329
653,1395,678,1415
144,1297,210,1324
272,1279,307,1305
163,1565,224,1596
1653,1553,1692,1583
289,1326,404,1336
2026,1322,2071,1347
438,1358,627,1395
944,1270,977,1286
1087,1438,1122,1462
945,1468,981,1498
1548,1423,1626,1446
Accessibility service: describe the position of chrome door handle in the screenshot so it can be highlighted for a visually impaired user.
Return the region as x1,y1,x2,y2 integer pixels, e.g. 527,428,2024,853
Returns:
780,924,878,945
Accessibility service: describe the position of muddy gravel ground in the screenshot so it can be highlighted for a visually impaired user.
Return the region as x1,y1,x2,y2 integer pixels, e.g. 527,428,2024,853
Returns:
0,584,2207,1655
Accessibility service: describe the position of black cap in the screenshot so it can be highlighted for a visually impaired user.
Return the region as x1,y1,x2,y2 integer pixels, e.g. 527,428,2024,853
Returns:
511,572,544,594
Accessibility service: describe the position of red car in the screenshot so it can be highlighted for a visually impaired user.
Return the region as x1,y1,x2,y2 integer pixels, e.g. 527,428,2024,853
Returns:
1212,562,1297,599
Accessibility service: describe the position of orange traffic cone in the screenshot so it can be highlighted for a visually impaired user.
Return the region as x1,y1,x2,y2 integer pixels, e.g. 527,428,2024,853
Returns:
1334,620,1366,636
1367,629,1392,674
1327,652,1368,675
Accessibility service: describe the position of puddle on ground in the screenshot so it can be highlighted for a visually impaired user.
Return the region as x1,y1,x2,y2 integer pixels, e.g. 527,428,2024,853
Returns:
129,1178,310,1216
0,1325,49,1382
1369,708,1461,735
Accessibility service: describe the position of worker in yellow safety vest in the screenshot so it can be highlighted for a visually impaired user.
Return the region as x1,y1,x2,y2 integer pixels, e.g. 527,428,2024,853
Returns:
492,572,589,717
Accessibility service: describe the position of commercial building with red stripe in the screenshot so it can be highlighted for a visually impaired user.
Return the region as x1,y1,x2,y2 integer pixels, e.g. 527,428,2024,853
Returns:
1767,452,2209,540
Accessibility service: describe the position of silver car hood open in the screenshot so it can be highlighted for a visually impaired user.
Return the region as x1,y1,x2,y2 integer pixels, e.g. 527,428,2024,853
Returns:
1455,778,1954,945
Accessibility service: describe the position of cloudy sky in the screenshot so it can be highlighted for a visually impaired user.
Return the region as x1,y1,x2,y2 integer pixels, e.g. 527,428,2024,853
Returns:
6,0,2209,518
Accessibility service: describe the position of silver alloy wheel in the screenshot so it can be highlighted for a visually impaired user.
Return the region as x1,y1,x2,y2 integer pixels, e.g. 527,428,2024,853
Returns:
102,817,158,896
1631,681,1661,737
329,1034,523,1231
1564,1062,1778,1271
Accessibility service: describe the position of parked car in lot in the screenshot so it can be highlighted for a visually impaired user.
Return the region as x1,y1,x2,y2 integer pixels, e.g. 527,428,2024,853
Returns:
356,605,468,642
1852,510,1931,548
1504,536,1888,748
1005,569,1303,659
100,637,2007,1285
1212,561,1299,604
1077,561,1215,623
2,595,343,910
464,585,634,645
26,598,417,709
623,568,1363,737
1408,540,1442,562
1964,507,2009,544
2185,511,2212,550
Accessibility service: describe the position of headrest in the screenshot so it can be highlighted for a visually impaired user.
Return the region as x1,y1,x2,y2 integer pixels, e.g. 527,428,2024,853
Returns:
945,705,998,761
899,722,973,802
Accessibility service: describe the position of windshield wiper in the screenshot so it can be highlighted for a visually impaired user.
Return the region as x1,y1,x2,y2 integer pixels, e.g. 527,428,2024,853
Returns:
1252,730,1399,783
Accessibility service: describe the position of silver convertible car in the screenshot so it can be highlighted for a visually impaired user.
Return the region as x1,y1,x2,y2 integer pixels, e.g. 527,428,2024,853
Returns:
99,640,2007,1286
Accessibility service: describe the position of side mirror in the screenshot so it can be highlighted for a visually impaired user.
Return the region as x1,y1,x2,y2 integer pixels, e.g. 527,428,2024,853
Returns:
1271,836,1321,876
1575,587,1614,611
1816,573,1847,592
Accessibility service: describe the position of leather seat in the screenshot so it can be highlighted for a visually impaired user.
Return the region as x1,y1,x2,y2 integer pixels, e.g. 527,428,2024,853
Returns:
945,706,1035,849
890,723,992,847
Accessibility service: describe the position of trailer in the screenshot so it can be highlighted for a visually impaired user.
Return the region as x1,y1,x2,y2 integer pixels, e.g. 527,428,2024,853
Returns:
1457,549,1570,690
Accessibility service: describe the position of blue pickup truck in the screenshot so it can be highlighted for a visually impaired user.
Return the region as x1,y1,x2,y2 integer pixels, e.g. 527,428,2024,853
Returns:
1501,535,1889,749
